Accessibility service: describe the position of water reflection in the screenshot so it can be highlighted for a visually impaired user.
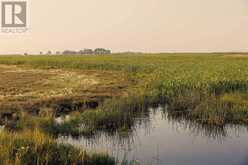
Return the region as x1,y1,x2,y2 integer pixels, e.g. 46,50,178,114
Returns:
58,106,248,165
166,107,248,142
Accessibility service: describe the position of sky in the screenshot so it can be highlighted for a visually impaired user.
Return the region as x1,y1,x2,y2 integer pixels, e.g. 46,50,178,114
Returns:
0,0,247,54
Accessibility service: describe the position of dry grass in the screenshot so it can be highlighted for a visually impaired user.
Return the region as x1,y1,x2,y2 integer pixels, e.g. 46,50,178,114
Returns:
0,64,132,115
0,129,115,164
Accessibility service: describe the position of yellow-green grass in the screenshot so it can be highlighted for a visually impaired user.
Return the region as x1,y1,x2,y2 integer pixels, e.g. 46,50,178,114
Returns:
0,129,115,165
1,53,248,127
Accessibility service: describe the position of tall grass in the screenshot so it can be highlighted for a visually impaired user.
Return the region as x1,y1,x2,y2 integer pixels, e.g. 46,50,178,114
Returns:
0,129,115,165
1,54,248,130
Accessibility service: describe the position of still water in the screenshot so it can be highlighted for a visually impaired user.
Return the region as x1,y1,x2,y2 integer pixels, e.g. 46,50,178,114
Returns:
59,107,248,165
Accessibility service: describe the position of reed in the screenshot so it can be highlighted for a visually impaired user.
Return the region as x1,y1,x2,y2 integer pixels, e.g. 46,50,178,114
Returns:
0,129,115,165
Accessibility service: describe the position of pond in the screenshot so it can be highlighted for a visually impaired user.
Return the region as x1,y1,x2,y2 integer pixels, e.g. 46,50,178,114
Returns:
58,106,248,165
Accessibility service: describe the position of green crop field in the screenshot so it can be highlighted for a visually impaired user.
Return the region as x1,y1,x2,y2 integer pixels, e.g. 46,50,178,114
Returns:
1,53,248,164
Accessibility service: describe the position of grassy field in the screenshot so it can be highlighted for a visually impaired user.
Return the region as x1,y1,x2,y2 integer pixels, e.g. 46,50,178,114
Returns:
1,53,248,164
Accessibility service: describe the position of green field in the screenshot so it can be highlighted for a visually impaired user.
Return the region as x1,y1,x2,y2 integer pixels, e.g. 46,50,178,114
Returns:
1,53,248,164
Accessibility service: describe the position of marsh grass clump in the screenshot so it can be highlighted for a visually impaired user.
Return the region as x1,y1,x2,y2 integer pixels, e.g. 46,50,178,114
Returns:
208,80,248,95
168,94,248,126
0,129,115,165
44,96,153,137
0,129,82,164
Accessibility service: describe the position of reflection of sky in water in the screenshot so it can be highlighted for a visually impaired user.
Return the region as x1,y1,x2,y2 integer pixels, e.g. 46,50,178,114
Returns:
58,107,248,165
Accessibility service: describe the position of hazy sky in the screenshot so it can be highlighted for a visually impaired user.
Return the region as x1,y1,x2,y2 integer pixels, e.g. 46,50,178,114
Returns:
0,0,247,54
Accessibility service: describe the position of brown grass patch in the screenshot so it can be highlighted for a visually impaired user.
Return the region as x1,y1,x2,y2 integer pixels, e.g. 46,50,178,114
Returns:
0,65,131,115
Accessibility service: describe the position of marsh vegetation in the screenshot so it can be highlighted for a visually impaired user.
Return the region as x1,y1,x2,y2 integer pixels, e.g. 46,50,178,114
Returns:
1,53,248,164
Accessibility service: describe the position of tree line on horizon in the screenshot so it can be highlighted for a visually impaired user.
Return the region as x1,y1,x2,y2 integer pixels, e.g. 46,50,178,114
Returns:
24,48,111,56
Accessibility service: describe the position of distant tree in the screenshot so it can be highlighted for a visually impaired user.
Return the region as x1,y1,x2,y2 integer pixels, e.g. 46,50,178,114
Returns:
47,51,52,55
83,49,93,55
94,48,111,55
24,53,28,56
62,50,77,55
79,50,84,55
40,51,43,55
56,51,60,55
